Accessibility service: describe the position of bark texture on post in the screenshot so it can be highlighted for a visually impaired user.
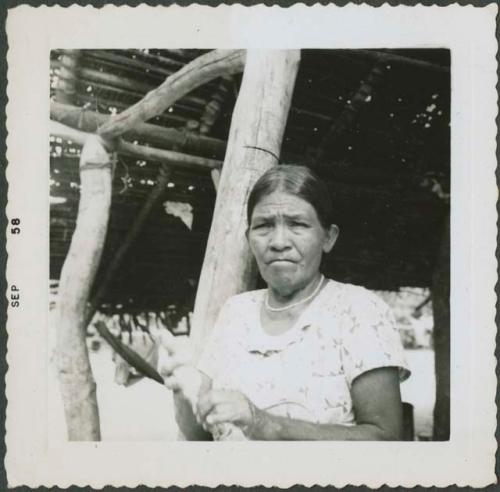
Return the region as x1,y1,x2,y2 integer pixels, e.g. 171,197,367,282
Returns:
191,50,301,353
431,214,450,440
55,136,114,440
52,50,251,440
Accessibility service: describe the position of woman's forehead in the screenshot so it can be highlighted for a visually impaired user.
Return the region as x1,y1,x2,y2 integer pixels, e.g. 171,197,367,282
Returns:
252,192,315,215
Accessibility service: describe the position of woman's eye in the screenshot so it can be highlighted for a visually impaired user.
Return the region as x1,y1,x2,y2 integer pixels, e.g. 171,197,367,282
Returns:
291,221,308,228
252,223,271,230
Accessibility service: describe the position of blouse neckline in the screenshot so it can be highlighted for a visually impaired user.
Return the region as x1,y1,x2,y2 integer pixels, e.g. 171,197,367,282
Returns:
240,278,334,354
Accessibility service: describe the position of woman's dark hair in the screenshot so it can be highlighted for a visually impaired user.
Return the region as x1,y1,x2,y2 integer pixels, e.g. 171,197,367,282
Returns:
247,165,333,229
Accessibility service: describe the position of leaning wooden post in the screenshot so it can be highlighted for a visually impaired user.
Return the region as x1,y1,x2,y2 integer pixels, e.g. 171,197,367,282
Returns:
431,214,450,440
190,50,301,353
53,50,249,440
98,50,245,140
55,135,114,440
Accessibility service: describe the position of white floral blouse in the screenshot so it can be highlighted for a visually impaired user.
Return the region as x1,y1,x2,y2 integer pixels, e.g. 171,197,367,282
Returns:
197,279,410,426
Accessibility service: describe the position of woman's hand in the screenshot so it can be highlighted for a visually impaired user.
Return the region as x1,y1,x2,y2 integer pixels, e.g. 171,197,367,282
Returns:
156,331,213,440
196,389,259,438
157,333,196,392
157,331,210,406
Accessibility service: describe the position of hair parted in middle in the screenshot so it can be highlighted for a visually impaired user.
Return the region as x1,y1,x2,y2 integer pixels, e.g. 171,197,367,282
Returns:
246,164,333,229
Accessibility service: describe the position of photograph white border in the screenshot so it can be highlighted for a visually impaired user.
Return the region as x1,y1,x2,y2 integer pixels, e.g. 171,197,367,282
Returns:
5,4,498,487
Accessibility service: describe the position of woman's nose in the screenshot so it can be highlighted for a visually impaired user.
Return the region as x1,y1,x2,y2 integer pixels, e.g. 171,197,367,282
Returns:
269,225,291,250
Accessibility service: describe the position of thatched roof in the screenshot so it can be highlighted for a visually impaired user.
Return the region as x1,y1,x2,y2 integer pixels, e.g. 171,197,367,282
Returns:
50,49,450,314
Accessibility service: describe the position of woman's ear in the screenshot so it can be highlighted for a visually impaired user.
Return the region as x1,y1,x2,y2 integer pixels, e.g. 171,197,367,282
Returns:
323,224,339,253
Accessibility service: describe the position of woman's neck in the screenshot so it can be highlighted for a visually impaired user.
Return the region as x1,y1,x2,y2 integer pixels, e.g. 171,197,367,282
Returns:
261,274,326,336
267,273,324,308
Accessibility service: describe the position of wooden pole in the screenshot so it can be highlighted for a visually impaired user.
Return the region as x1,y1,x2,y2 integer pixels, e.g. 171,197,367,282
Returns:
50,120,222,170
190,50,301,353
50,101,227,158
52,50,246,441
98,50,246,139
55,135,114,440
431,214,450,440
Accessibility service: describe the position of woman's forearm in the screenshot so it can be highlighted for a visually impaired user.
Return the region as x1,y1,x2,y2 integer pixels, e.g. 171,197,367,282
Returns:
173,392,212,441
248,407,398,441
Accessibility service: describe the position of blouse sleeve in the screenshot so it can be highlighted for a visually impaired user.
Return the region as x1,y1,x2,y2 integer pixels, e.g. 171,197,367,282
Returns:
196,297,235,381
340,288,411,387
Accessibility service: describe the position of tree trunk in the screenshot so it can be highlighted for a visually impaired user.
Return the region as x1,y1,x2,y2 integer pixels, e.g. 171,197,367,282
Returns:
190,50,301,353
55,135,114,440
431,213,450,440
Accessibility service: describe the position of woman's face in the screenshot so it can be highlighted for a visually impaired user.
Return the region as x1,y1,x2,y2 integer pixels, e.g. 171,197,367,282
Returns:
247,191,338,296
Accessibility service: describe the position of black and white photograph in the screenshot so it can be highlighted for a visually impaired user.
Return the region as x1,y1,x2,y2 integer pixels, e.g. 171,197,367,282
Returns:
48,47,449,443
4,4,497,488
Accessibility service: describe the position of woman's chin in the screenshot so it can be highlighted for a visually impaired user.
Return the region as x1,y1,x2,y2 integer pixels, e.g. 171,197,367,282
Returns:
264,273,299,296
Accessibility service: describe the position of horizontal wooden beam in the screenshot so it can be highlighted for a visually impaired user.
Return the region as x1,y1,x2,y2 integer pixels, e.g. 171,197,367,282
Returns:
127,49,185,70
52,153,433,190
344,49,449,73
83,51,215,104
56,53,206,108
50,120,222,170
55,50,81,104
83,50,175,80
50,101,226,158
77,66,207,110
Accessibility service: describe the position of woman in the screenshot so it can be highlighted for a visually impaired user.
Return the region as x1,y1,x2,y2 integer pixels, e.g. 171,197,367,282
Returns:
160,165,410,440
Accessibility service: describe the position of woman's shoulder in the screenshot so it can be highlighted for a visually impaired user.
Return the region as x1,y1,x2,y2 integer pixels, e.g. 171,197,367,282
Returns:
212,290,265,338
324,280,410,384
324,278,377,301
323,279,390,314
221,289,266,313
